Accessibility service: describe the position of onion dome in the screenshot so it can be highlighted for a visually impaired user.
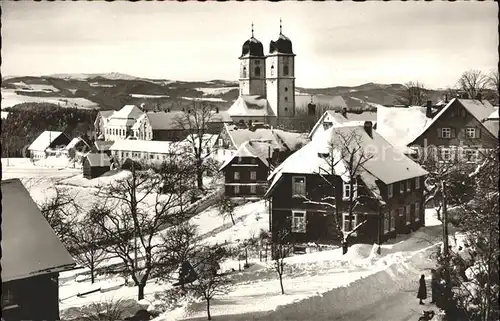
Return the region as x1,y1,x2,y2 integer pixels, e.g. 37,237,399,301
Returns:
269,20,293,54
269,33,293,54
241,37,265,57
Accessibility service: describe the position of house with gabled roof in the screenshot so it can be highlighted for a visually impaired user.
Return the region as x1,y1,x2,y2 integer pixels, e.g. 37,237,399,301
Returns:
94,110,115,140
219,140,274,201
407,98,498,163
308,109,377,140
28,131,71,160
83,153,111,179
1,179,76,321
264,122,428,247
102,105,144,141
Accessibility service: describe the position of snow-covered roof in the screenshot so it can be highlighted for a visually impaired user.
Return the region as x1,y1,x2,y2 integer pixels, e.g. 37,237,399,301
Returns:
486,108,499,120
107,105,144,127
98,110,115,119
409,98,497,143
225,123,308,151
227,95,275,117
266,125,428,198
182,133,219,148
64,137,90,150
94,140,114,151
28,131,66,151
1,111,9,119
146,111,186,130
308,110,377,139
1,179,75,282
376,106,431,154
109,139,177,154
220,140,272,170
85,153,111,167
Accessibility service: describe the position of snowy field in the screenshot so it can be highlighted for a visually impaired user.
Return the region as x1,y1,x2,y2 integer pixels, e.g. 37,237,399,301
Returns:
194,87,237,96
130,94,170,98
181,97,226,102
2,158,448,320
1,88,99,109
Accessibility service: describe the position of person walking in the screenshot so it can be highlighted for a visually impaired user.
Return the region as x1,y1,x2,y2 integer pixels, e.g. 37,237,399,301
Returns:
417,274,427,305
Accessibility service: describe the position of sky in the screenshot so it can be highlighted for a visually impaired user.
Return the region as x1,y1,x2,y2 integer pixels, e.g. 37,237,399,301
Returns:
1,1,498,89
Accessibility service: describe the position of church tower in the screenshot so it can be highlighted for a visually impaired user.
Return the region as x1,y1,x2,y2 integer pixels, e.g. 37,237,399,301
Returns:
266,20,295,118
239,24,266,97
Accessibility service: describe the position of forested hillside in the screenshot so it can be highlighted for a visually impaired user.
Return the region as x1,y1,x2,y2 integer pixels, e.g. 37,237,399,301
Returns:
1,103,98,157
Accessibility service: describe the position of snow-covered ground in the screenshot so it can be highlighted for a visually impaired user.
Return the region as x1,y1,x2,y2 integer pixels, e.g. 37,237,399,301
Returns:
10,82,60,92
130,94,170,98
194,87,237,96
181,97,226,102
1,89,99,109
3,158,448,320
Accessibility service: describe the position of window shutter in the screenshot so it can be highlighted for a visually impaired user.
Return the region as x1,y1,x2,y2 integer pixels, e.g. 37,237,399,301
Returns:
476,127,481,138
437,128,442,138
451,128,456,138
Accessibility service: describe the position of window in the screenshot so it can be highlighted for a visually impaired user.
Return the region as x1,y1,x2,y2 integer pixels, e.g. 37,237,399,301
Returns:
250,185,256,194
390,210,396,231
292,176,306,196
242,67,247,78
400,181,405,194
441,128,451,138
2,288,15,307
384,212,390,234
406,205,411,225
343,179,358,199
234,171,240,180
463,149,477,163
270,65,275,76
218,138,223,147
283,65,289,76
322,122,333,130
465,127,476,138
342,213,358,233
285,87,288,92
441,148,451,161
250,171,257,180
292,210,306,233
238,157,243,163
415,177,420,189
406,180,411,192
284,97,288,101
250,158,256,164
255,60,260,65
415,202,420,221
150,154,155,160
387,184,393,198
255,67,261,77
234,185,240,194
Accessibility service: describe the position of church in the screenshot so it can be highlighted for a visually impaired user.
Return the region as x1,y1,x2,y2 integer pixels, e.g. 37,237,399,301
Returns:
227,21,296,127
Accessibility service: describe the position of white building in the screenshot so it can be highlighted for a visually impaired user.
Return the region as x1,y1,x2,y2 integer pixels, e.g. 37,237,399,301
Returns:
103,105,144,141
28,131,70,160
227,21,296,126
109,139,178,164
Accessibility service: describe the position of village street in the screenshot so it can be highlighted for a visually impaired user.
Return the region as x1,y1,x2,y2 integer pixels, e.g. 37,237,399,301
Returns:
183,237,439,321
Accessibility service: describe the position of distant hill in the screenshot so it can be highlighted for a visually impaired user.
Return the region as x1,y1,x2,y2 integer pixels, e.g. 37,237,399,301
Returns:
1,74,451,112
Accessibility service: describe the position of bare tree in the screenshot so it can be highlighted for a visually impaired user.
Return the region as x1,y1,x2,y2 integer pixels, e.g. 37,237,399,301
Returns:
175,100,218,190
217,196,236,225
297,128,374,249
396,81,428,106
272,227,294,295
39,186,80,245
434,147,499,321
68,204,108,284
488,70,499,101
457,69,489,100
155,222,200,287
187,245,231,321
92,157,189,300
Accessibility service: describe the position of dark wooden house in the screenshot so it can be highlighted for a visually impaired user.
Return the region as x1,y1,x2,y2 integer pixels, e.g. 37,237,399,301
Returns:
264,122,428,248
1,179,76,321
408,98,498,162
83,153,111,179
219,140,274,201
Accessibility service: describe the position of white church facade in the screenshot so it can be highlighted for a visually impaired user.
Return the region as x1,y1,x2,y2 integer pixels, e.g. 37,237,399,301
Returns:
227,22,296,126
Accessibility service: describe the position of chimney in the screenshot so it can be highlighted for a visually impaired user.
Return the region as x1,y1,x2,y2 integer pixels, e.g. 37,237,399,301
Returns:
426,100,433,118
341,108,347,117
216,107,219,113
364,121,373,138
476,93,482,101
445,94,449,103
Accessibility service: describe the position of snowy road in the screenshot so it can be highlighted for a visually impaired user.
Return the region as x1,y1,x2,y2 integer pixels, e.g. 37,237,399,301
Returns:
182,244,439,321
